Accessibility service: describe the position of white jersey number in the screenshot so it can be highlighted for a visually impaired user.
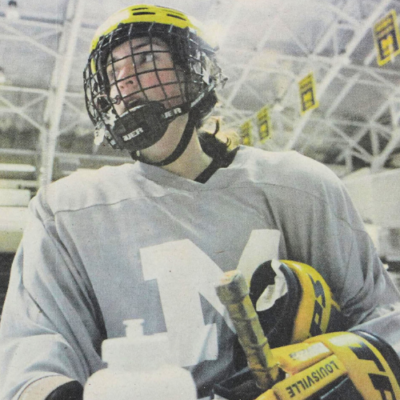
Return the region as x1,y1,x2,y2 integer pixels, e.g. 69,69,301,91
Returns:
140,229,280,367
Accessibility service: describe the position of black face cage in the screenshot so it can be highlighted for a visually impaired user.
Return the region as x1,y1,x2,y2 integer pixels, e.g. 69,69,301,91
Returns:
83,22,223,151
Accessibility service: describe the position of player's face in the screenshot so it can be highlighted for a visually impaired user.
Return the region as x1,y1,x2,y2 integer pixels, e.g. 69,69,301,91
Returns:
107,37,184,115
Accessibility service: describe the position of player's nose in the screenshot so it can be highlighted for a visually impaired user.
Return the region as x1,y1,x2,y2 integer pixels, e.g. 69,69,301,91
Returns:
115,62,139,94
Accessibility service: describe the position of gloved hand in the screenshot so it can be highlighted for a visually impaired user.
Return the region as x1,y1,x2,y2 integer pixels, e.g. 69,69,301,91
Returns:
215,267,400,400
255,330,400,400
215,328,400,400
249,260,346,347
233,260,347,371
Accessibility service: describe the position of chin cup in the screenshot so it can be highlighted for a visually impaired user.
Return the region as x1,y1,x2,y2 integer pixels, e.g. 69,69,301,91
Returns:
110,102,174,152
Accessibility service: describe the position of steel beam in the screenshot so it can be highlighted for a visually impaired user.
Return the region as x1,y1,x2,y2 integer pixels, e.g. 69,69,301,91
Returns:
284,0,392,151
38,0,86,188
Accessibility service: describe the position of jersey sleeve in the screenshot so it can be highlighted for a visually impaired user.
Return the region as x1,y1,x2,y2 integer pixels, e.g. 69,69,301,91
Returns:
0,192,106,400
282,156,400,355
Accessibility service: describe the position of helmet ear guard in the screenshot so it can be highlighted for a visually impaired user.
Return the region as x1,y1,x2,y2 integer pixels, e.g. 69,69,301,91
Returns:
84,5,225,163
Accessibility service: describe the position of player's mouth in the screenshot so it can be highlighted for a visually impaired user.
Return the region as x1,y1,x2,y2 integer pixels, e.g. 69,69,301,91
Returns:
115,95,146,114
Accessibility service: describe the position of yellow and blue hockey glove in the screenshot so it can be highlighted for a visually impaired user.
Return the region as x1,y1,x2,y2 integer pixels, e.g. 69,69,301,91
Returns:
232,259,346,372
256,330,400,400
249,260,346,348
215,268,400,400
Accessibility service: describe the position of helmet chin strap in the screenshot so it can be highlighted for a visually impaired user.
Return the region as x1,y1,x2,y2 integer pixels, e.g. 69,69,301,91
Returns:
129,110,198,167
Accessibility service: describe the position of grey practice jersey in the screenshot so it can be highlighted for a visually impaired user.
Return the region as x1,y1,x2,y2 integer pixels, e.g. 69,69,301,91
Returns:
0,146,399,399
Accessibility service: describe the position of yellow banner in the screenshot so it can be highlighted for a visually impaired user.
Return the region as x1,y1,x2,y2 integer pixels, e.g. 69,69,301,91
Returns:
373,9,400,66
257,106,271,142
240,120,253,146
299,73,319,115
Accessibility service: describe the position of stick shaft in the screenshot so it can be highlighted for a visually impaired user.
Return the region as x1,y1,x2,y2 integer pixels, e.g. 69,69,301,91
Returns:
216,270,280,390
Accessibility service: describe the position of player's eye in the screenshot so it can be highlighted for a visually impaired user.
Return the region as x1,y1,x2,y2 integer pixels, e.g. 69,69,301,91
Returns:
106,69,115,83
138,52,154,65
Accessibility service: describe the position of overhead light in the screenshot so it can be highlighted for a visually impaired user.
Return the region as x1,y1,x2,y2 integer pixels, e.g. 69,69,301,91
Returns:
6,0,20,20
0,164,36,173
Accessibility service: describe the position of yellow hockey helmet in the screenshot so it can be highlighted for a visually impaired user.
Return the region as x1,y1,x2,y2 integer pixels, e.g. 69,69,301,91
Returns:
83,4,225,165
89,5,213,58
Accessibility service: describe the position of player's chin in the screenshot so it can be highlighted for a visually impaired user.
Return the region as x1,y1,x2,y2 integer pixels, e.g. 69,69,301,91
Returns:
140,131,182,162
140,144,173,163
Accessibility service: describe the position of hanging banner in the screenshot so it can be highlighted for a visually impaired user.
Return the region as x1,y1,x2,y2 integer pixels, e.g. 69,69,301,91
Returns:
298,72,319,115
257,106,271,142
257,106,271,143
373,9,400,66
240,120,253,146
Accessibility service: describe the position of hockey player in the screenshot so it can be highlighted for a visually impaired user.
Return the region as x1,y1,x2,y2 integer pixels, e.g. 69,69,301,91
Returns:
0,4,399,400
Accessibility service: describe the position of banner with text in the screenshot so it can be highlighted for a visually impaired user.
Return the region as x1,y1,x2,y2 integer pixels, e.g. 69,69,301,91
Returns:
257,106,271,142
240,120,253,146
373,9,400,66
299,72,319,115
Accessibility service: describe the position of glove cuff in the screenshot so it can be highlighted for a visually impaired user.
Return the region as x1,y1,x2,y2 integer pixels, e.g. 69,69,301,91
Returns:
353,329,400,387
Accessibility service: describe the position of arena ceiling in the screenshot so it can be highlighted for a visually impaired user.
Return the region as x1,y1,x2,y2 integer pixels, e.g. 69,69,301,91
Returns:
0,0,400,187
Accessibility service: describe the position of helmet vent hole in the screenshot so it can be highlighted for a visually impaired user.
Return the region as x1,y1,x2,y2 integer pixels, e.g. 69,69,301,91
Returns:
166,13,186,21
131,11,156,16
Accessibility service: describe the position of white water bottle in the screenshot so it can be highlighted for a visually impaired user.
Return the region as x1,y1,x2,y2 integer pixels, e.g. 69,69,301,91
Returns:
83,319,197,400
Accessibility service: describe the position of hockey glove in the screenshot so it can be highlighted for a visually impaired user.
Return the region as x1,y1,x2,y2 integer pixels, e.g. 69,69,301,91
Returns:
249,260,346,348
215,269,400,400
256,330,400,400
